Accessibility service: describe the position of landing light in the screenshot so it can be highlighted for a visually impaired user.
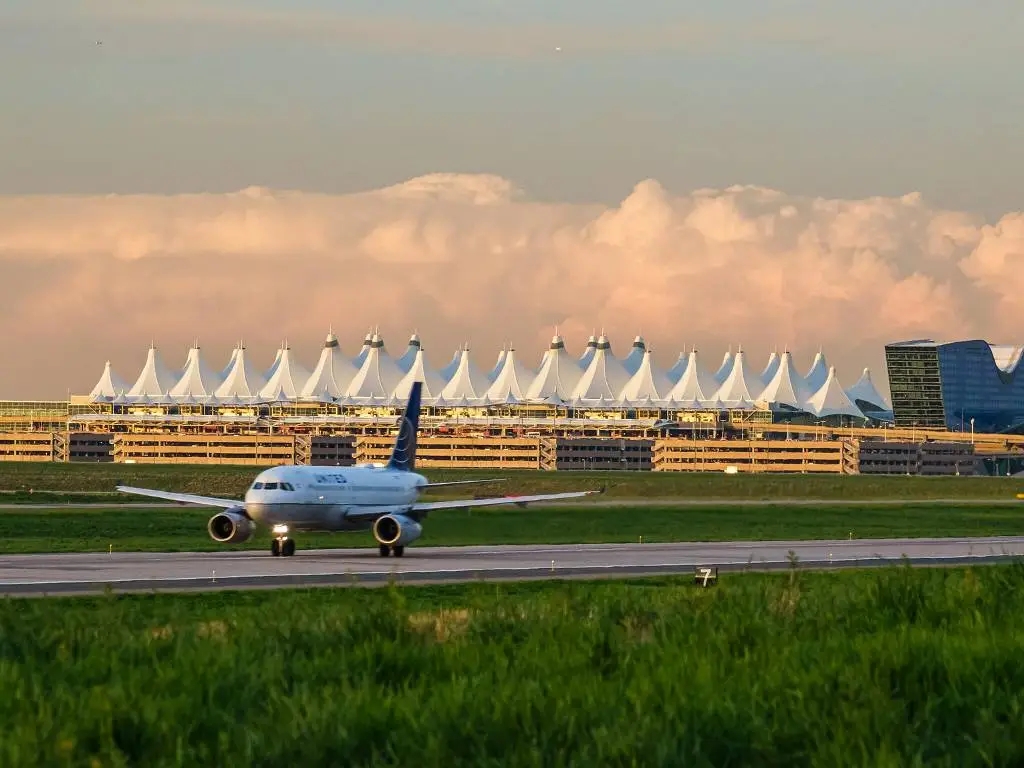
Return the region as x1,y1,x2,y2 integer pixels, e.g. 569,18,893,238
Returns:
272,524,289,535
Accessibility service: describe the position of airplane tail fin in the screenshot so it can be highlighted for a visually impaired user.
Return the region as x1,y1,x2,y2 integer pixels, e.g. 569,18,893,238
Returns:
387,381,422,472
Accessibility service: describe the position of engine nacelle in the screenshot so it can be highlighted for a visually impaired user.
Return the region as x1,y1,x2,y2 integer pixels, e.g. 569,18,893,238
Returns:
373,513,423,548
207,508,255,544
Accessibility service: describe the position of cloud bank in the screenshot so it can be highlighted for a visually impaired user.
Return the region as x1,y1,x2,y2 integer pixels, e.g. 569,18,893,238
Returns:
1,173,1021,398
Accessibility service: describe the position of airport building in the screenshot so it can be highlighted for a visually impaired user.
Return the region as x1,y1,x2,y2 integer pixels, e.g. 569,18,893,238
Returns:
78,331,892,421
0,331,1021,474
885,339,1024,434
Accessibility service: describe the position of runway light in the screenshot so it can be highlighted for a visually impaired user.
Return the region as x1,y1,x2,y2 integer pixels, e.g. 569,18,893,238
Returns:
272,524,289,535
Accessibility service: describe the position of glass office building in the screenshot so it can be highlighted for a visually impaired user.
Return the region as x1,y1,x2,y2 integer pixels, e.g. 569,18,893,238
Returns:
885,340,1024,432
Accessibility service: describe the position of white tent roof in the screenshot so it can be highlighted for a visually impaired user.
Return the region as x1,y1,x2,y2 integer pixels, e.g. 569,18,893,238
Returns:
619,349,672,403
353,331,374,367
846,367,889,412
395,333,422,373
485,348,534,403
214,345,267,400
667,352,688,384
622,335,647,376
487,348,507,382
572,335,631,402
265,347,284,382
714,350,734,383
301,332,358,399
168,346,222,400
439,346,490,402
757,350,808,408
393,348,446,401
89,361,129,400
806,366,865,419
127,345,177,399
219,347,239,380
524,335,581,402
760,351,780,386
578,335,599,370
664,349,719,404
259,346,311,401
439,349,461,381
345,333,404,400
714,349,764,405
804,350,830,394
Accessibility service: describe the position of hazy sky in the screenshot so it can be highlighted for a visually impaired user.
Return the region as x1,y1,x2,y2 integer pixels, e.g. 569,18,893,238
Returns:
1,1,1023,397
4,1,1022,212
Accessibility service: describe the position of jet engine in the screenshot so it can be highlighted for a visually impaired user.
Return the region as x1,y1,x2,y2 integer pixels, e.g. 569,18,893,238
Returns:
207,508,255,544
372,514,423,548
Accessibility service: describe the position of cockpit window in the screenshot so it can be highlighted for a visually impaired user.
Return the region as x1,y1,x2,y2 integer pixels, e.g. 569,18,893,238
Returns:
281,482,294,491
263,482,279,490
252,482,264,490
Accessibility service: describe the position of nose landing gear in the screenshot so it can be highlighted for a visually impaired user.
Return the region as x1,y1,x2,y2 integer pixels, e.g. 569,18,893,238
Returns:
271,525,295,557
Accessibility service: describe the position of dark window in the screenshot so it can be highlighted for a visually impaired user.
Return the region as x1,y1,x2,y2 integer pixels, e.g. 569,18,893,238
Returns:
281,482,294,491
253,482,264,489
263,482,279,490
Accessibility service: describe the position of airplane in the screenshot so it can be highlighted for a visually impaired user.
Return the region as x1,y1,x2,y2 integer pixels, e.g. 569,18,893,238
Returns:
116,382,600,557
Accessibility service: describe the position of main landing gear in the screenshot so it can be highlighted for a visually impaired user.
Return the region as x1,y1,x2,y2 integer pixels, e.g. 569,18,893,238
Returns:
378,544,405,558
271,524,295,557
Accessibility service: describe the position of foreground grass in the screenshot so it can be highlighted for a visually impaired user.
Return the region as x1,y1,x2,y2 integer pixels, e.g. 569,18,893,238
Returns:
2,502,1024,554
0,463,1021,502
3,566,1024,765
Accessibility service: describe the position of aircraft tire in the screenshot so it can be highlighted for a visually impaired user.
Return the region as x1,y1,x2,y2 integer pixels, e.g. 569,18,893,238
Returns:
393,546,405,557
378,544,390,557
271,539,281,557
282,539,296,557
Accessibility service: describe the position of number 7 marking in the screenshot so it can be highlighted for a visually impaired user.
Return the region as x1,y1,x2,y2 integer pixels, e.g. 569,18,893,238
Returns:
699,567,712,586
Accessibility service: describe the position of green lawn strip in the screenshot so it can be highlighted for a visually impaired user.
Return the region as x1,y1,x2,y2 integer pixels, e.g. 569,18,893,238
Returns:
1,502,1022,554
2,567,1024,765
0,463,1020,501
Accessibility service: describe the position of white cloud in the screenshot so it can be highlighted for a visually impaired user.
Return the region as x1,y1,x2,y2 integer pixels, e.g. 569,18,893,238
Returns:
0,172,1019,397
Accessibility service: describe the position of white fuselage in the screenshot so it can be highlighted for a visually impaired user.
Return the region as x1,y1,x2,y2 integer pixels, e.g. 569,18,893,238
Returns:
242,464,428,532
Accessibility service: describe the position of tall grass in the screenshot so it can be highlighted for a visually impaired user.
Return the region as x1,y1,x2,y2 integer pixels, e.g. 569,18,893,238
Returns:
0,463,1019,500
2,567,1024,765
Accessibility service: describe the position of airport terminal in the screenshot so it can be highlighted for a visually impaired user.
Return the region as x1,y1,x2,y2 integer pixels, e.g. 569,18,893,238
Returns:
0,331,1021,475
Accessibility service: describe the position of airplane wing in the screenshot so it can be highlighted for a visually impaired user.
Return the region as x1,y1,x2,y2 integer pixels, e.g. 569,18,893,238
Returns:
421,478,506,489
116,485,242,509
410,489,601,512
343,490,601,520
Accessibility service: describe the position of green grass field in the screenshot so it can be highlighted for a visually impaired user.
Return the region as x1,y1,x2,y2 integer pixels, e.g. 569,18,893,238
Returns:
3,566,1024,765
2,502,1023,554
0,462,1021,502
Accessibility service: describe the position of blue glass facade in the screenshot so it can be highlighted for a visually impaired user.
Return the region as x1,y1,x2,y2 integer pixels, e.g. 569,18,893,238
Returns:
886,340,1024,433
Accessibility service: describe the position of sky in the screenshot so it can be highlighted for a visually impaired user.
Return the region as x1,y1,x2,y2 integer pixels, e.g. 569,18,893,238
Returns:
1,0,1023,397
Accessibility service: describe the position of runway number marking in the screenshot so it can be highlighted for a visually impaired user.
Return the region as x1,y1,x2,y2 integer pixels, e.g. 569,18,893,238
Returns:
694,566,718,587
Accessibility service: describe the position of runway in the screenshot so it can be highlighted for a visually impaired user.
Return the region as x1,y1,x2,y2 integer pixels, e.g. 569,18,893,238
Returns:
2,536,1024,596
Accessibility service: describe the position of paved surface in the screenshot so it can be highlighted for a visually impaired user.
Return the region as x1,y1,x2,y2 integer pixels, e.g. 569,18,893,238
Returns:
2,537,1024,596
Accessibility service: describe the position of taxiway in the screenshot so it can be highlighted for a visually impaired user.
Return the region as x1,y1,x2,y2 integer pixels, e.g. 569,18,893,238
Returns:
2,536,1023,596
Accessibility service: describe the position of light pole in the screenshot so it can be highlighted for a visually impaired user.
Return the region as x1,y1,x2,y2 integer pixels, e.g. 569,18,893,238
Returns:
970,418,975,445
